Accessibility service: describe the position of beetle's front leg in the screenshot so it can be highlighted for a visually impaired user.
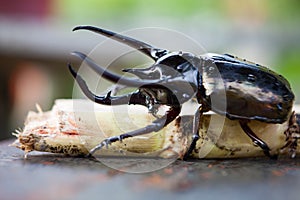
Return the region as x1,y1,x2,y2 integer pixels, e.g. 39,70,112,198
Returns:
88,105,181,156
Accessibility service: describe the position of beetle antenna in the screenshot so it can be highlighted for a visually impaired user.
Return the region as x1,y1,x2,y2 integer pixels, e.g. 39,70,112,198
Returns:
73,25,168,60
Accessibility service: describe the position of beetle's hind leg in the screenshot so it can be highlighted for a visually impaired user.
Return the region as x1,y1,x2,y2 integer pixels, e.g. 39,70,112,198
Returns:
280,112,300,158
239,120,277,159
88,105,181,156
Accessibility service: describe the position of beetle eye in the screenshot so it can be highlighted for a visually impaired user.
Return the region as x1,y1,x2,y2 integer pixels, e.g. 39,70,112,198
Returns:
176,62,192,73
177,65,184,72
247,74,257,82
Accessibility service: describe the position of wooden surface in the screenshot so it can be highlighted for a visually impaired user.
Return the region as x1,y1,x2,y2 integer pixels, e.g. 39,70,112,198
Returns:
1,139,300,200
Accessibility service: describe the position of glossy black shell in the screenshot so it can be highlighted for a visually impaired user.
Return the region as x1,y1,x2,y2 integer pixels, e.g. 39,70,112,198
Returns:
201,53,295,123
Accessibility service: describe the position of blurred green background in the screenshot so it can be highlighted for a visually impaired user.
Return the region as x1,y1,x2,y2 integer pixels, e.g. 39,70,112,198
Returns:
0,0,300,140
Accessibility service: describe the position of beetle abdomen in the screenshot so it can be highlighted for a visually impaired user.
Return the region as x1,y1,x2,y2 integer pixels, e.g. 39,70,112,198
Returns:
203,54,295,123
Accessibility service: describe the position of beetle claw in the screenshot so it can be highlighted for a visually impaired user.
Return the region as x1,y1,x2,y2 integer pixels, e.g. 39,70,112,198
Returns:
89,105,181,156
89,139,110,155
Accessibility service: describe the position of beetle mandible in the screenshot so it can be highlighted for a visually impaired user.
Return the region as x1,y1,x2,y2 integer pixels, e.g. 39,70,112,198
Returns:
69,25,295,159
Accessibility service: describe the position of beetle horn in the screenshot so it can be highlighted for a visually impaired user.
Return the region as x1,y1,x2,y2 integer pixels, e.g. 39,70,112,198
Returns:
73,25,168,60
122,68,155,80
71,51,164,87
69,63,149,106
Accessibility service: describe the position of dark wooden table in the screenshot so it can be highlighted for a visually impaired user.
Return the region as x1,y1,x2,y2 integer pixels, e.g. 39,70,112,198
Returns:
1,139,300,200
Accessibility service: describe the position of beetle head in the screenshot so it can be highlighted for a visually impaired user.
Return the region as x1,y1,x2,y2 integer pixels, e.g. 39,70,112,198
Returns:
122,51,201,105
71,26,201,106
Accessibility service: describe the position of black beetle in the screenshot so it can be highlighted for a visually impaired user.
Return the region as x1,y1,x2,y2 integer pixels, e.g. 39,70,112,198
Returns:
69,25,295,159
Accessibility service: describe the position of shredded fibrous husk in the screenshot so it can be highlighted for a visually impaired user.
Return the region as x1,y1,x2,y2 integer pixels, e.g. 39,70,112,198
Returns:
12,99,300,159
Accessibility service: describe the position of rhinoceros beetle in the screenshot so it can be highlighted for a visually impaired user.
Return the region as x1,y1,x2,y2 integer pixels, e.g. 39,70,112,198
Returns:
69,25,295,159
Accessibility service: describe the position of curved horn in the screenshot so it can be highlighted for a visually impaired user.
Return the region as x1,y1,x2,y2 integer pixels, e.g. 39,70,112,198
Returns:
73,25,168,60
68,64,148,106
122,67,160,80
71,51,163,87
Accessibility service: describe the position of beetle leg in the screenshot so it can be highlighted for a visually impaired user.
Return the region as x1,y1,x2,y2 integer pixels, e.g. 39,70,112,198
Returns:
239,120,277,159
183,107,202,160
88,105,181,156
73,25,168,60
280,112,300,158
69,64,147,106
